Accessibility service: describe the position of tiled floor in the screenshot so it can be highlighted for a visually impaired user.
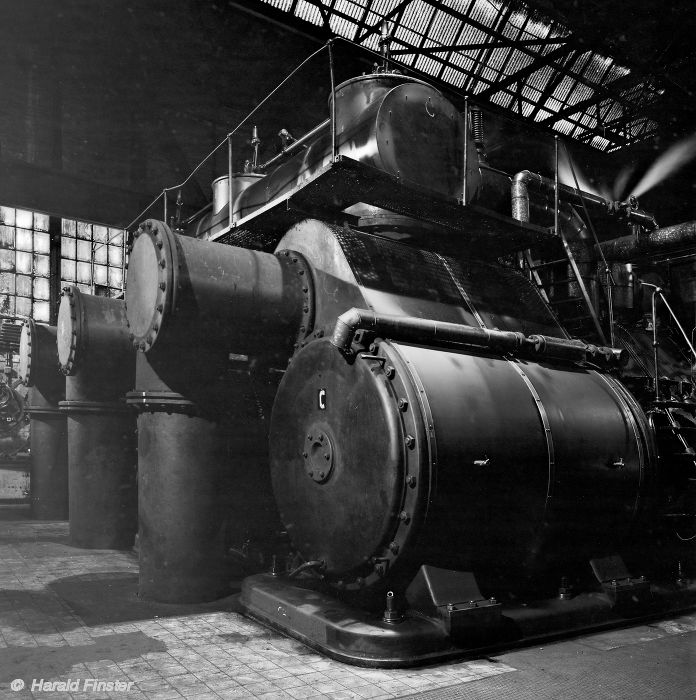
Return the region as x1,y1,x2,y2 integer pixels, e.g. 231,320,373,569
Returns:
0,508,694,699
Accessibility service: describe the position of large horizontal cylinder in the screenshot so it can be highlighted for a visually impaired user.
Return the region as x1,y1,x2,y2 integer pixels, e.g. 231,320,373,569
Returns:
125,219,311,363
18,321,68,520
57,286,137,549
270,338,654,594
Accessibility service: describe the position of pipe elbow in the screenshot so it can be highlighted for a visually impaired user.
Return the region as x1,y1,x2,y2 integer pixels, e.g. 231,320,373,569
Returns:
331,308,369,351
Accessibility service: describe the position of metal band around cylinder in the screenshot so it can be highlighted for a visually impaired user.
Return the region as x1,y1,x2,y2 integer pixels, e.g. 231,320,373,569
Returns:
125,391,200,415
59,400,132,414
505,359,555,506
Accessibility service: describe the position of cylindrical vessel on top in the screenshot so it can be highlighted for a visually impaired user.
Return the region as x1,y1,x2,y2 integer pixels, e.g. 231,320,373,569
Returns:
125,219,310,602
270,338,655,597
18,321,68,520
234,73,481,220
57,286,137,549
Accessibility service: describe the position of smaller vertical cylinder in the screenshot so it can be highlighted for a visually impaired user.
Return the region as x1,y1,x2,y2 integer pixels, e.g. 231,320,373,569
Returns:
18,321,68,520
57,286,137,549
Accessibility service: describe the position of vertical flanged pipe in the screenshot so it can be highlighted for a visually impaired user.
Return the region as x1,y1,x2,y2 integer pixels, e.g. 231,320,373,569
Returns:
123,219,313,601
57,286,137,549
18,321,68,520
127,351,233,603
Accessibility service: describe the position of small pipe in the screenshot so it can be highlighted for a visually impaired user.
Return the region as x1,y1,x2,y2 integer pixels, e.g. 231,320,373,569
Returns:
463,97,469,206
331,308,623,366
258,119,330,171
652,287,660,401
554,137,559,238
227,134,234,227
329,40,337,163
287,560,325,578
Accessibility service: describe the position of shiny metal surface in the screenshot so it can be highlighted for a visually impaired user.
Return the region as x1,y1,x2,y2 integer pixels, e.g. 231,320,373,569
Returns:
270,338,652,593
235,75,480,220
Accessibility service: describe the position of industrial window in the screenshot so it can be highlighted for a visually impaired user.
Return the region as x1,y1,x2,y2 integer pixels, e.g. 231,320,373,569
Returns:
0,206,51,322
60,219,126,297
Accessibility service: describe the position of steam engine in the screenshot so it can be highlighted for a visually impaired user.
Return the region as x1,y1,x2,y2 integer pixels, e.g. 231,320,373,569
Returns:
21,69,696,666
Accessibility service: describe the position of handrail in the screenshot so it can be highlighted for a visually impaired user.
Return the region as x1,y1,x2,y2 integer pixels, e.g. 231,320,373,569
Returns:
641,281,696,400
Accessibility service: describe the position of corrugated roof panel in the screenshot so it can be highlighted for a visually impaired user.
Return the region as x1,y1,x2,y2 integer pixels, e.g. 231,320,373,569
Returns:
566,82,594,106
487,47,511,72
536,107,554,120
520,101,535,118
590,135,611,150
570,51,592,77
468,0,503,28
604,63,631,85
414,54,442,76
265,0,294,11
472,79,494,95
553,119,576,136
502,50,535,78
529,64,554,91
370,0,404,16
553,75,576,102
581,53,613,85
295,0,323,26
458,22,489,46
450,52,476,73
490,91,511,108
521,84,542,102
400,0,435,33
426,10,461,47
478,65,501,84
544,96,563,112
393,25,422,49
330,15,357,37
441,65,468,88
333,0,366,21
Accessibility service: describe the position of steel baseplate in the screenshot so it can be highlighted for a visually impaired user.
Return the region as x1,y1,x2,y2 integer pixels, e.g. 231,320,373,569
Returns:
240,568,696,668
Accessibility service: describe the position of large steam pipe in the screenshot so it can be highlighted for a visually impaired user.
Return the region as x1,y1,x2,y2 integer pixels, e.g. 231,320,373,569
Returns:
57,286,137,549
511,170,608,223
331,308,623,366
18,321,68,519
597,221,696,261
125,219,312,365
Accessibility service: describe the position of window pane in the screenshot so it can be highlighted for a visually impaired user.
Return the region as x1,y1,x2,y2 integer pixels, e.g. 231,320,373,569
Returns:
0,207,15,226
0,250,15,272
77,262,91,283
93,225,108,243
108,266,123,289
16,275,32,297
33,231,50,254
93,264,108,286
76,240,91,261
34,213,50,231
15,209,33,229
76,283,91,294
0,273,15,295
77,221,92,240
16,296,31,316
62,236,76,259
33,300,50,322
62,219,76,236
108,228,123,246
94,244,107,265
61,259,76,281
0,295,16,314
34,254,50,277
16,229,33,251
33,277,50,300
16,252,32,274
0,226,14,248
108,245,123,267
